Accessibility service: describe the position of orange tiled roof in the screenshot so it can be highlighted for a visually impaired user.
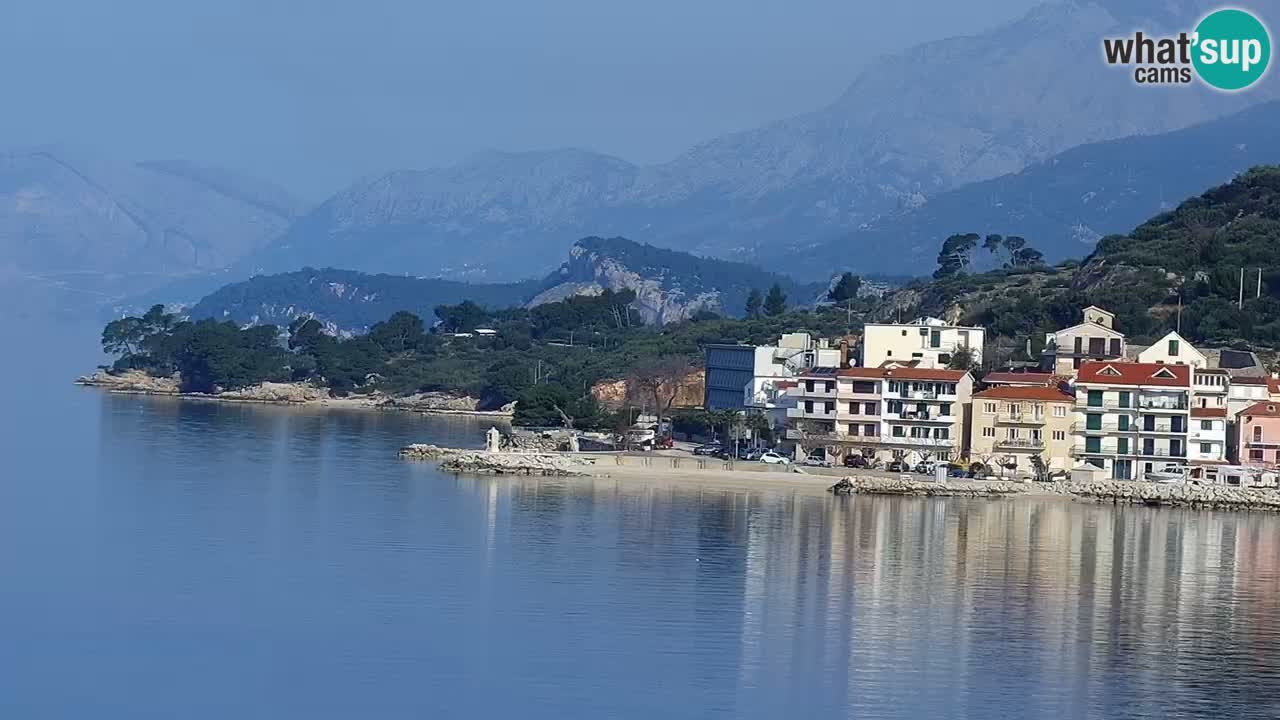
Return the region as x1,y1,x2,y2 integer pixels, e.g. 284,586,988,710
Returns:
1240,401,1280,418
1076,361,1190,387
973,386,1075,402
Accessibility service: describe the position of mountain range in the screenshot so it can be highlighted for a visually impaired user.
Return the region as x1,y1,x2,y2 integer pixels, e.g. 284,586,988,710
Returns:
234,0,1276,281
6,0,1279,321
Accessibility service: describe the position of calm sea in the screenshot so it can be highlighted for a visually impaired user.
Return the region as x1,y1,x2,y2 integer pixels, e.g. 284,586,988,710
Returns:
3,322,1280,719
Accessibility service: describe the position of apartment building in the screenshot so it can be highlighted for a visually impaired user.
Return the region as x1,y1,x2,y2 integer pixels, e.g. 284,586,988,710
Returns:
1135,331,1208,368
879,367,973,463
786,366,972,463
704,333,841,412
786,367,885,460
1238,401,1280,469
970,386,1076,476
1189,407,1229,465
1043,306,1125,374
860,317,984,370
1072,361,1192,481
1228,375,1271,418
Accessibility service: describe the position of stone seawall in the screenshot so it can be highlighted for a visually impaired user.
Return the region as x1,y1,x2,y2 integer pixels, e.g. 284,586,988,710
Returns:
1065,480,1280,512
829,476,1032,497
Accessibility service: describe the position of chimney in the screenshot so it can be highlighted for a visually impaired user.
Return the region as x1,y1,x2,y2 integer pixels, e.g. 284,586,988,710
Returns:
839,339,850,368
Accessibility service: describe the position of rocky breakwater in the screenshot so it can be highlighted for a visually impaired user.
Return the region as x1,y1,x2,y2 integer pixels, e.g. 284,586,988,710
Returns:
1066,480,1280,512
828,476,1032,498
398,444,590,477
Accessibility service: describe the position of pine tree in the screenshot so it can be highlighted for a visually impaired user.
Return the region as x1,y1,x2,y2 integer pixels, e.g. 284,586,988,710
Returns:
828,273,862,303
744,288,763,319
763,284,787,317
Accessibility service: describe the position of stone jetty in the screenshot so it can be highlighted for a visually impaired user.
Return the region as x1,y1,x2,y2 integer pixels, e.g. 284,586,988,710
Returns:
1064,479,1280,512
399,444,590,476
828,476,1032,497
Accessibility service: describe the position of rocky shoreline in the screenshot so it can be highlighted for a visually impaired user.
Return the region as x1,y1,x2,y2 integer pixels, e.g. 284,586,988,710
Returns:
399,445,591,476
76,370,515,416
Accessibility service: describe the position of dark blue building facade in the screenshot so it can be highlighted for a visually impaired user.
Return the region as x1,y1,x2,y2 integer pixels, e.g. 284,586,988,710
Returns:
703,344,756,410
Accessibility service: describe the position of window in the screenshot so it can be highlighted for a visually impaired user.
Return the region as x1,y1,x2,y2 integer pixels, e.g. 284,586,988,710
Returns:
1110,338,1122,356
941,403,952,417
805,400,814,412
1200,420,1212,431
1032,429,1042,441
824,402,834,414
1088,390,1103,408
864,424,876,436
1117,438,1128,455
865,402,876,415
982,427,995,438
1200,443,1212,454
984,402,997,414
1250,449,1264,461
1169,339,1179,356
1254,426,1263,443
892,426,905,438
934,428,949,440
1052,430,1065,441
805,380,815,392
850,425,860,436
825,381,835,392
1118,391,1130,408
1086,414,1102,431
1006,403,1019,414
1086,437,1101,453
1007,428,1020,439
1118,415,1130,431
849,403,860,415
1053,405,1066,418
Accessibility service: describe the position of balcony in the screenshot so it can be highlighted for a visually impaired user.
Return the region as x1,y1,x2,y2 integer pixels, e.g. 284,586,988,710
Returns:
787,406,836,419
1072,445,1186,459
795,385,839,399
1139,398,1189,412
785,429,871,444
883,435,956,449
995,438,1045,450
1076,423,1139,433
996,413,1046,425
1074,400,1139,411
885,410,954,423
1245,440,1280,450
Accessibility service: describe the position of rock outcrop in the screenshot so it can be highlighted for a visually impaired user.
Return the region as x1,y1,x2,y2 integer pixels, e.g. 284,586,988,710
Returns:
76,369,180,394
1065,480,1280,512
398,444,589,476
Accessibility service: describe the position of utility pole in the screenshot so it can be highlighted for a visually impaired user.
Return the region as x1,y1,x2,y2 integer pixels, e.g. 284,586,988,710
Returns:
1176,294,1182,333
1239,267,1245,310
1258,268,1263,300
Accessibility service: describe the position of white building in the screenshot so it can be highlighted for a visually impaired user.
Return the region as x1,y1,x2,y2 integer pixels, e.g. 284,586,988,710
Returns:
1189,407,1229,467
1043,306,1126,375
705,333,843,429
1072,361,1192,481
860,317,984,370
1228,376,1271,419
1136,331,1207,369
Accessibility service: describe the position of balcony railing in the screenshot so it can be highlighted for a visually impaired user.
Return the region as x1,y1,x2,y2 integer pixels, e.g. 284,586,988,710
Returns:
1073,445,1187,458
1140,399,1189,411
883,435,954,448
787,407,836,419
785,429,873,444
1076,423,1187,434
995,438,1045,450
997,413,1045,425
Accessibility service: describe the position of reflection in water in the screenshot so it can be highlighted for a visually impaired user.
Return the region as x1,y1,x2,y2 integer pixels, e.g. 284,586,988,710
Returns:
2,390,1279,718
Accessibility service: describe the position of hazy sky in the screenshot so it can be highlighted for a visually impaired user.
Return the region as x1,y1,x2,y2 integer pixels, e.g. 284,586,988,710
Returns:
2,0,1041,198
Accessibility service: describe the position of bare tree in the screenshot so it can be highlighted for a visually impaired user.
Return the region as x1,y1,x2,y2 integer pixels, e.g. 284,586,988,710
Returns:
627,356,696,432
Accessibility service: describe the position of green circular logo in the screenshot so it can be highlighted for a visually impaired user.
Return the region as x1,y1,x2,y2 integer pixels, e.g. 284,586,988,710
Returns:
1193,9,1271,91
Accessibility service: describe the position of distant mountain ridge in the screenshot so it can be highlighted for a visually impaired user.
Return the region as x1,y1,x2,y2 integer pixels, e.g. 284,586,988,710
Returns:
241,0,1275,281
781,100,1280,277
195,236,827,331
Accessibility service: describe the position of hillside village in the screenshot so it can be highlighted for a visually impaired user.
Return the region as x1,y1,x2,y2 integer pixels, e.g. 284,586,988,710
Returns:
704,307,1280,486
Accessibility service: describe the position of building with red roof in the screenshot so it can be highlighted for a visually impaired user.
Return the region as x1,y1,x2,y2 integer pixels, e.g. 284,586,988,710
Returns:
1073,361,1193,481
970,385,1077,476
1238,401,1280,469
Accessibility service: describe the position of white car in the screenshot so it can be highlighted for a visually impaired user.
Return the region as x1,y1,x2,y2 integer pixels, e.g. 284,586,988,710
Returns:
759,451,791,465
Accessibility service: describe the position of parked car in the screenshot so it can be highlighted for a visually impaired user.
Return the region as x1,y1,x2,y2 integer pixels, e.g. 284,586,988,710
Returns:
946,464,971,479
1147,464,1190,484
887,460,906,472
843,454,867,469
803,454,833,468
759,451,791,465
746,448,768,462
693,444,722,456
913,461,937,475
